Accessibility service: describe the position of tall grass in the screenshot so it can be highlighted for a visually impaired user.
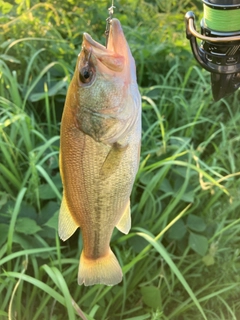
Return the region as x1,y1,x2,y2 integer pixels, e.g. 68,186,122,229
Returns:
1,0,240,319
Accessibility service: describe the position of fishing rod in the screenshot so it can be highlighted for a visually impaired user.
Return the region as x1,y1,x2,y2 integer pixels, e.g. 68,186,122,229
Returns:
185,0,240,100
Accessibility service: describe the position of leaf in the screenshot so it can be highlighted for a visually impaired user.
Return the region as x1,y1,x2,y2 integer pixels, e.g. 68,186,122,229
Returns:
0,39,13,49
52,173,62,190
168,219,187,240
187,214,206,232
38,226,56,239
0,54,20,64
142,197,155,218
36,165,62,200
140,286,162,309
0,224,8,247
139,171,156,186
39,184,57,200
12,234,55,258
0,1,13,14
0,192,8,209
44,210,59,231
18,201,37,220
202,254,215,266
38,202,59,238
38,201,59,225
189,232,208,256
128,235,147,253
172,175,194,202
0,310,8,316
12,233,42,250
15,218,42,235
180,191,194,202
29,77,68,102
159,178,173,194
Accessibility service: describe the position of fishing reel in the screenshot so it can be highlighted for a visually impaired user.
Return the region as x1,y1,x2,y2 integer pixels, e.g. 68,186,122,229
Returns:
185,0,240,100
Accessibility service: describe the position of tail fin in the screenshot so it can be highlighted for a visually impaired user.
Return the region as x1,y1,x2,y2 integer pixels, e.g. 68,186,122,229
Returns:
78,249,123,286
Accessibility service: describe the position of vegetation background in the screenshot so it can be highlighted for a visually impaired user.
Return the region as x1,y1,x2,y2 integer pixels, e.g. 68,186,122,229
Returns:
1,0,240,319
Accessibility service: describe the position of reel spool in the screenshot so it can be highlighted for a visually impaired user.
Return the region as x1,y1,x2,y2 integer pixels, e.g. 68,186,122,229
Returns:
185,0,240,100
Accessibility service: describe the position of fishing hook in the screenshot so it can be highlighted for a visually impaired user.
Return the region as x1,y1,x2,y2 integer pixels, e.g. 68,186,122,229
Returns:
105,0,115,48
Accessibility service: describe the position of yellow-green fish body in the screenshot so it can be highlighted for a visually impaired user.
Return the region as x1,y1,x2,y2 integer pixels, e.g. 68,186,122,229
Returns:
59,18,141,286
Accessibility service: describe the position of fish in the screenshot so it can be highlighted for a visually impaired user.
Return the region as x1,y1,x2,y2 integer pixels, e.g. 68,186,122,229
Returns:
58,18,141,286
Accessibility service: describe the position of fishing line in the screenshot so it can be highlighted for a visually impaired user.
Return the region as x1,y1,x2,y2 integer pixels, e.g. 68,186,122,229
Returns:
105,0,115,47
203,2,240,32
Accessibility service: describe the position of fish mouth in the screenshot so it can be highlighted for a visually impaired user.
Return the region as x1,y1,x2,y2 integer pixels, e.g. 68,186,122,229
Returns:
82,19,129,72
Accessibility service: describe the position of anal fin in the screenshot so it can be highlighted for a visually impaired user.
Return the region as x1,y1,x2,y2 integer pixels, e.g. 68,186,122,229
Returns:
58,194,78,241
116,200,131,234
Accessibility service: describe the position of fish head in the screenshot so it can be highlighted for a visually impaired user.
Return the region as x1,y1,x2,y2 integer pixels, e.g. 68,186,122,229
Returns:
80,18,136,84
70,18,140,144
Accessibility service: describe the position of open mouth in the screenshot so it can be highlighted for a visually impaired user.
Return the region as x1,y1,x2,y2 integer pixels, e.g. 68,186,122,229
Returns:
82,19,126,72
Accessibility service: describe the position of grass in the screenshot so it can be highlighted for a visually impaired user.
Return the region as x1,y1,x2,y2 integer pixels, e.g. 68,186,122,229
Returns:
1,0,240,319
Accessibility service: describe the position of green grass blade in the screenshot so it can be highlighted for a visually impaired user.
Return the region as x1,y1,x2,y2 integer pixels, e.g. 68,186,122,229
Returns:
3,272,65,305
7,188,27,256
36,165,62,200
42,265,76,320
0,247,57,267
137,232,207,320
0,164,22,190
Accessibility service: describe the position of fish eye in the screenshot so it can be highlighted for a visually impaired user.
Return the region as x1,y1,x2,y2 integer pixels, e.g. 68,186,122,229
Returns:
79,66,93,84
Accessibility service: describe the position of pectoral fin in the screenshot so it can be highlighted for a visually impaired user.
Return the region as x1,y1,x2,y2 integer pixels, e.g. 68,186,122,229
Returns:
58,194,78,241
116,200,131,234
100,142,128,179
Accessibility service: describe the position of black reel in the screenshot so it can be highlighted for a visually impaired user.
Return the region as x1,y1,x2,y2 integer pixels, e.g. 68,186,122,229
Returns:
185,0,240,101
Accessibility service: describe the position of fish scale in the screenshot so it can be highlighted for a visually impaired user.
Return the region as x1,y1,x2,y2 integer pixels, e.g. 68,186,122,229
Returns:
79,138,122,257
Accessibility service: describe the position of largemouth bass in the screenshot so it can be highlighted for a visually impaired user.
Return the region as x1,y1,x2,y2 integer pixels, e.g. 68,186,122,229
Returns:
59,18,141,286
